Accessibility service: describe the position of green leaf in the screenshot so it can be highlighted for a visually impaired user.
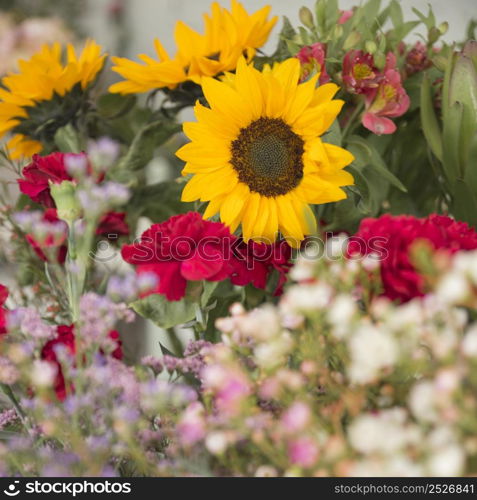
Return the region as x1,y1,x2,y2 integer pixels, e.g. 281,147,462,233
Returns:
97,93,137,119
448,53,477,174
420,73,443,161
389,0,403,29
315,0,327,35
273,16,296,61
131,294,196,329
130,178,194,222
54,123,82,153
201,280,219,307
452,179,477,228
442,101,464,182
110,120,181,183
347,135,407,192
324,0,340,32
324,119,342,147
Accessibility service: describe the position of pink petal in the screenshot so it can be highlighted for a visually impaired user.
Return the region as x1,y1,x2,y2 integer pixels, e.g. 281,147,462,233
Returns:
362,112,397,135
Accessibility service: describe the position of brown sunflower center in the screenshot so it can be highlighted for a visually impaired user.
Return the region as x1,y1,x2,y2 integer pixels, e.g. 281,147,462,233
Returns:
230,117,304,197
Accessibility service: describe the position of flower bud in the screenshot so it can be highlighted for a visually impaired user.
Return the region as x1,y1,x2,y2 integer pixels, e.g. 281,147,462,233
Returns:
438,22,449,35
365,40,377,54
299,7,314,29
374,51,386,70
50,180,82,223
343,31,361,51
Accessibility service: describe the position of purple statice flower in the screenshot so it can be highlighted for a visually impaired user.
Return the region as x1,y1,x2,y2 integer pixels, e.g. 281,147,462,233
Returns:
64,153,89,178
40,451,80,477
0,408,18,429
141,355,163,375
163,340,212,378
12,210,43,232
79,292,134,348
88,137,121,171
106,273,137,303
7,307,56,341
78,181,130,218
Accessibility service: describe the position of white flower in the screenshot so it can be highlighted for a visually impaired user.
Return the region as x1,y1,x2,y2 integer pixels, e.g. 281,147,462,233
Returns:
285,283,333,312
30,360,57,388
452,250,477,284
348,409,419,455
205,432,228,455
348,324,398,384
436,272,470,304
462,325,477,357
409,381,438,423
434,368,460,394
361,253,381,272
289,254,316,282
427,445,465,477
239,306,281,341
254,332,293,369
327,294,356,339
351,456,424,477
427,328,459,360
255,465,278,477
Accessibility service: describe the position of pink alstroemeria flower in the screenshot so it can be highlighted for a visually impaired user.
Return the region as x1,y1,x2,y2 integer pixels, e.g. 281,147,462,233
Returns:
342,50,380,94
296,42,330,84
362,53,410,135
338,9,353,24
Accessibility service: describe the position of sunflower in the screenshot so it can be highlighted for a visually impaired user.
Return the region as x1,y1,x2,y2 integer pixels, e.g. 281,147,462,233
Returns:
109,0,277,94
0,40,106,160
176,57,355,247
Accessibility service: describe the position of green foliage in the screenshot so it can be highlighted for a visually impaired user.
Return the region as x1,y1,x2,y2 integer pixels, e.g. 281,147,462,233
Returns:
129,178,194,222
131,294,197,330
109,120,181,185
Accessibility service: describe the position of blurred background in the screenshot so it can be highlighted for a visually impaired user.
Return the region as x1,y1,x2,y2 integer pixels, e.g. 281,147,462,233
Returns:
0,0,474,71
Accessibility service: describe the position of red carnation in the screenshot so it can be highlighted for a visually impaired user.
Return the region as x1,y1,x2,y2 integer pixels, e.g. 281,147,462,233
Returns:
96,211,129,238
17,152,85,208
41,325,122,401
0,284,8,336
121,212,237,301
230,239,292,296
349,214,477,303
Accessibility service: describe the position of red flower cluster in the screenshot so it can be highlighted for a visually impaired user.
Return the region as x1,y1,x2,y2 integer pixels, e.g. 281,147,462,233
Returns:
404,41,432,77
349,214,477,303
41,325,122,401
0,284,8,336
18,152,129,238
122,212,292,301
18,153,78,208
230,239,292,296
343,50,381,94
343,51,410,135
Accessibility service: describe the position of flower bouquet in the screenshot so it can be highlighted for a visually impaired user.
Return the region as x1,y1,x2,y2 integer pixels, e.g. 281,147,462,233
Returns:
0,0,476,478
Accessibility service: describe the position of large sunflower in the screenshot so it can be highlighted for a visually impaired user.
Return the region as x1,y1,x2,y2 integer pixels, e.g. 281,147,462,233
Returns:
0,40,106,160
176,58,355,247
109,0,277,94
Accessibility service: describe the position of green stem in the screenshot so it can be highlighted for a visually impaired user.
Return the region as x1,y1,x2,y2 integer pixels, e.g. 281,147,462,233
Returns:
342,100,365,140
66,222,80,323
